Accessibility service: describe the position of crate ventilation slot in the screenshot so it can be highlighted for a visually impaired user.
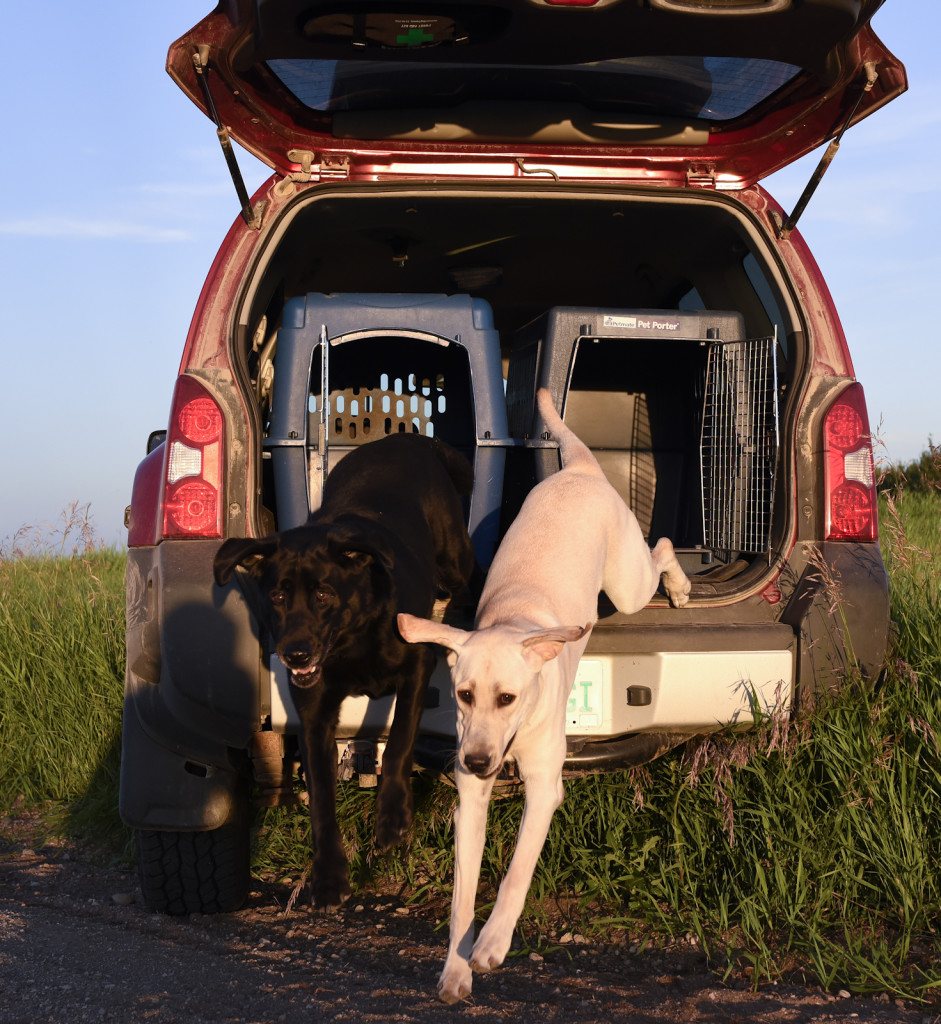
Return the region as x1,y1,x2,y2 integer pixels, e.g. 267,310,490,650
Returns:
309,373,449,441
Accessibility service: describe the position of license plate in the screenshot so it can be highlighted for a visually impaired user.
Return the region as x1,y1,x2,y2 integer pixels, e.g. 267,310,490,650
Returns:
567,659,606,732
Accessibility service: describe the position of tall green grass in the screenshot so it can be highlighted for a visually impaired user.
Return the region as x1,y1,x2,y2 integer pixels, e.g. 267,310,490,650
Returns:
0,504,126,835
2,489,940,999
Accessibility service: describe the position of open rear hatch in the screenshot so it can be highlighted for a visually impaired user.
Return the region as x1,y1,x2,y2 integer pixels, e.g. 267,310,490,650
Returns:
168,0,905,188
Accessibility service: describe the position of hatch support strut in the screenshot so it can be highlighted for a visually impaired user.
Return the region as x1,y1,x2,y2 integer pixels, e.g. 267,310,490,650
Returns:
774,62,879,240
192,46,265,230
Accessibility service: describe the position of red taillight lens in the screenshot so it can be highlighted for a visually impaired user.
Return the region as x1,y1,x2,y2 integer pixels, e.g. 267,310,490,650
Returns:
824,383,878,542
162,376,225,539
165,480,219,534
178,398,223,445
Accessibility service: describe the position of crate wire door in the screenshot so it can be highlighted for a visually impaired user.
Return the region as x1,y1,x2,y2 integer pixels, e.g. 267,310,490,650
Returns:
700,335,779,558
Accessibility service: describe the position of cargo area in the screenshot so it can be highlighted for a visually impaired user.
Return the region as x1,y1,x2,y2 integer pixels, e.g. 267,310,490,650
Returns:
241,186,795,592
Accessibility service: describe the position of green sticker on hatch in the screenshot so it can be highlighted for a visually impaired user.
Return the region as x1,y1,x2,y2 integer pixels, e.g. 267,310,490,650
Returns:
396,23,436,46
303,14,454,48
393,16,452,47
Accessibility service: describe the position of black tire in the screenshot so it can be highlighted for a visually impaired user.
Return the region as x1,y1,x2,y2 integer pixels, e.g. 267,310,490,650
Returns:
136,821,251,915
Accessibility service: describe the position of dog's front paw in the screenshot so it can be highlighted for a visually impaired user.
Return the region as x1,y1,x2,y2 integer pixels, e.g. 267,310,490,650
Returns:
438,960,473,1004
469,923,512,974
311,883,351,913
311,869,351,913
375,807,412,851
375,779,413,850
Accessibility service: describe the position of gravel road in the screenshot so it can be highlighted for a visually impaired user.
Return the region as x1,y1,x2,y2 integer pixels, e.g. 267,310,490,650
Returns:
1,816,937,1024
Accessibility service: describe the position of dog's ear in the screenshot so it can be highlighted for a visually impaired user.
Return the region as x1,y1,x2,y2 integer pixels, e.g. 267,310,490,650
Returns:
520,623,592,670
213,537,279,586
397,613,470,654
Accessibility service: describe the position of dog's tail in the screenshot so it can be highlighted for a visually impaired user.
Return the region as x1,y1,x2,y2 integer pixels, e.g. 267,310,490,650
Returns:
430,437,474,496
536,388,597,471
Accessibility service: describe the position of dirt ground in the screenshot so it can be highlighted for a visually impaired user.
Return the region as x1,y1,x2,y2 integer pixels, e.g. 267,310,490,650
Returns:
1,817,937,1024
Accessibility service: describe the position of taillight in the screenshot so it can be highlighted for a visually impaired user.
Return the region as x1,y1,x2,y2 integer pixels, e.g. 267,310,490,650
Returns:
823,383,878,542
162,376,225,539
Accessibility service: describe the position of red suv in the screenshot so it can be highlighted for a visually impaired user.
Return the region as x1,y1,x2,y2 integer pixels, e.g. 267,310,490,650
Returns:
121,0,906,914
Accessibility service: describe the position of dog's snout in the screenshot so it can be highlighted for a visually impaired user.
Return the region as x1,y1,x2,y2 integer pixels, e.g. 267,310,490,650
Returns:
281,642,313,669
462,752,493,777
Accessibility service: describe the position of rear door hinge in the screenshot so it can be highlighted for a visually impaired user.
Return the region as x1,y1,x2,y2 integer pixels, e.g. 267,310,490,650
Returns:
286,150,350,183
320,154,351,180
686,164,717,189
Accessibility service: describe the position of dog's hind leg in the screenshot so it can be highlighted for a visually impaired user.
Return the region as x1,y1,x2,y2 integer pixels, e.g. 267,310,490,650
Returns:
438,767,497,1004
374,648,434,851
602,504,691,612
433,517,478,611
650,536,691,608
468,756,565,975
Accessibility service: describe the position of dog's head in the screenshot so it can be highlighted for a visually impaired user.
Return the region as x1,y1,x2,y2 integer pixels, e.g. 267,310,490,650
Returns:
214,525,394,688
398,614,590,778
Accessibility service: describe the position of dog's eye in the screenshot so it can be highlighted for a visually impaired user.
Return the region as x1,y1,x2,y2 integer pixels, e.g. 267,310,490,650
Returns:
457,690,473,706
498,693,516,707
315,589,330,603
270,590,286,606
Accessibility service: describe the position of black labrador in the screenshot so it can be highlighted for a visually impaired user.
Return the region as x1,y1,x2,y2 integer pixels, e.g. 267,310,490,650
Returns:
213,433,475,910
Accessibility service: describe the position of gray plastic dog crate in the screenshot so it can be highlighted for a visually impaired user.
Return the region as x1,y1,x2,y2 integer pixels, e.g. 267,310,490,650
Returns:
507,307,778,569
265,293,511,566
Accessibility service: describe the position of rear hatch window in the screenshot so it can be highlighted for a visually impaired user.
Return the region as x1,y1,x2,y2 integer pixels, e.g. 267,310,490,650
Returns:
266,55,800,122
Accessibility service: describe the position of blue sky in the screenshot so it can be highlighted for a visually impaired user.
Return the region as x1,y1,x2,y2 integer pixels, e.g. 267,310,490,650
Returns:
0,1,937,548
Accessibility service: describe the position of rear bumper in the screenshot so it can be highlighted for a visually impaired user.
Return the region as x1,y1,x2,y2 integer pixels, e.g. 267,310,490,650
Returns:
561,635,793,769
270,625,795,751
568,643,793,736
120,538,889,821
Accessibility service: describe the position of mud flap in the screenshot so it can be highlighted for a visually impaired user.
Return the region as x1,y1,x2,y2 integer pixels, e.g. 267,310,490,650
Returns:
119,697,244,831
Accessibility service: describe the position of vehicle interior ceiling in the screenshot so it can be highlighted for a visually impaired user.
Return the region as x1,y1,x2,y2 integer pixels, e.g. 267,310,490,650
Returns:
255,192,782,340
244,189,793,582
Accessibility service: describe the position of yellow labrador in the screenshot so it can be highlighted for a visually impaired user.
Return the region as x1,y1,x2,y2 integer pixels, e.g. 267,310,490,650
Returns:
399,388,690,1003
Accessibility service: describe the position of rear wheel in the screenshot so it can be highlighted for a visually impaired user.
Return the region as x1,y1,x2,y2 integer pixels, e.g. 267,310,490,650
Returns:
136,821,251,915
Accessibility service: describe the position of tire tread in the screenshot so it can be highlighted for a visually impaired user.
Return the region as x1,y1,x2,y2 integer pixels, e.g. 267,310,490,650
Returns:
136,824,250,915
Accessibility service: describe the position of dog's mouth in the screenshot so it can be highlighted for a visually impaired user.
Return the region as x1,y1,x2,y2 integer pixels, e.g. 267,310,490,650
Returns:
287,662,324,689
281,630,337,689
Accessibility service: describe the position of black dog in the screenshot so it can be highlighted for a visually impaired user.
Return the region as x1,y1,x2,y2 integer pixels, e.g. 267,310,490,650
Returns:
213,433,475,910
